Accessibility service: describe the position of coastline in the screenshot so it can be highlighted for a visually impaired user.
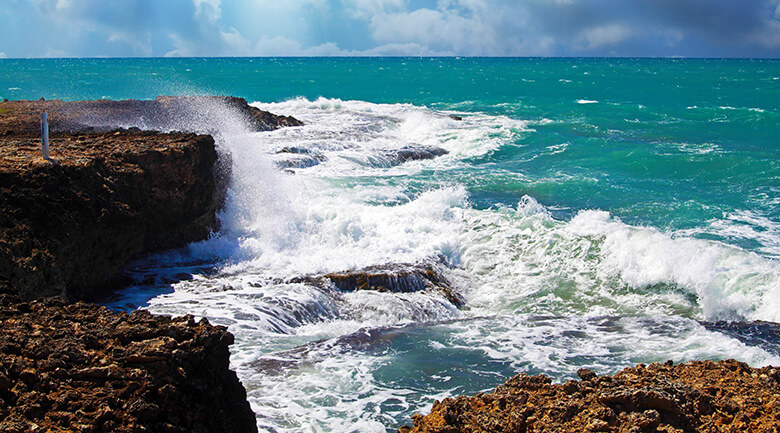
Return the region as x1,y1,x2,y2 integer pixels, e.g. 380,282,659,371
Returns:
0,97,299,432
0,97,299,301
0,96,777,432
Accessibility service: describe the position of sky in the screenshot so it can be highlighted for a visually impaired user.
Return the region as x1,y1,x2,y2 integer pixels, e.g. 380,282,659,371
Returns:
1,0,779,58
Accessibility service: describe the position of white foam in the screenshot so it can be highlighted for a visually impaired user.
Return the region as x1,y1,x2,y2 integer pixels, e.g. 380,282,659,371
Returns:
459,196,780,322
450,314,780,374
577,99,599,104
678,210,780,259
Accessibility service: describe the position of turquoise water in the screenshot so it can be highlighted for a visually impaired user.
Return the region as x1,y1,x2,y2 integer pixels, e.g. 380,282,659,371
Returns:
2,58,779,432
3,58,778,253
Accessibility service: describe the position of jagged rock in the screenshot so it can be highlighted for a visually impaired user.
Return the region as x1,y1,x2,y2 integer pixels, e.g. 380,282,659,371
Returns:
0,295,257,433
400,359,780,433
290,263,464,307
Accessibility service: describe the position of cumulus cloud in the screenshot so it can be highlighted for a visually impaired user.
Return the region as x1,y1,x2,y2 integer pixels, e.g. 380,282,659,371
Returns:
0,52,6,59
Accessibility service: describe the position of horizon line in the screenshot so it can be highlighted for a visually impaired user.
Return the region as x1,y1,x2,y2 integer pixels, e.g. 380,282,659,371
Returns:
1,55,778,61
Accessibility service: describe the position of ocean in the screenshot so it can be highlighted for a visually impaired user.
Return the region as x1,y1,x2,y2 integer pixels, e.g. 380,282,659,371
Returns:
2,57,779,432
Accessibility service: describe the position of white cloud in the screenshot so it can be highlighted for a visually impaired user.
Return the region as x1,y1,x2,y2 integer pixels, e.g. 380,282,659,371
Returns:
241,35,348,56
4,0,780,58
365,3,504,55
166,27,352,57
343,0,404,18
0,52,6,58
749,20,780,48
577,24,633,50
193,0,221,23
361,42,448,56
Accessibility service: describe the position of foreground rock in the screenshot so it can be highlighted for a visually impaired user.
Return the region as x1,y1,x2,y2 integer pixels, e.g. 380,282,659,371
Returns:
290,262,464,307
400,360,780,433
0,97,302,301
0,295,257,433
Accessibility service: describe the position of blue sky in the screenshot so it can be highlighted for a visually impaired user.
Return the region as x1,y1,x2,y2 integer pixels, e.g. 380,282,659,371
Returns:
1,0,779,58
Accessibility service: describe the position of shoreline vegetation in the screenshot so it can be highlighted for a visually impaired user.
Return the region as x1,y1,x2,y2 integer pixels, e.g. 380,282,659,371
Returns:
0,97,777,432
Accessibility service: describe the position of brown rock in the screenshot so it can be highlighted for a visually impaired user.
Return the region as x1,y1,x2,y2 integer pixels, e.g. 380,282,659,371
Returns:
0,295,257,433
400,359,780,433
0,96,301,301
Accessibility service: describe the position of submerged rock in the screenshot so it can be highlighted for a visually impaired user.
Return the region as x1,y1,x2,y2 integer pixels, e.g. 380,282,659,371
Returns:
399,359,780,433
0,295,257,433
273,146,326,170
702,320,780,357
393,146,449,164
290,263,464,308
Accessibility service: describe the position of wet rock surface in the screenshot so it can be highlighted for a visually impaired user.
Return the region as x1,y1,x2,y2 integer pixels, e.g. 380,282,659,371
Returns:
702,321,780,357
400,359,780,433
273,146,326,170
389,146,449,165
290,262,464,308
0,295,257,433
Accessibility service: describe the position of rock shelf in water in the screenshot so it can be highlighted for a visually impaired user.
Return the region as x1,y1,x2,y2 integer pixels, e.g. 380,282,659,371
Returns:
399,359,780,433
0,295,257,433
289,262,465,307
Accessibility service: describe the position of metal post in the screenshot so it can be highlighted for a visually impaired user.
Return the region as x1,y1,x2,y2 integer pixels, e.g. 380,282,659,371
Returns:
41,112,49,159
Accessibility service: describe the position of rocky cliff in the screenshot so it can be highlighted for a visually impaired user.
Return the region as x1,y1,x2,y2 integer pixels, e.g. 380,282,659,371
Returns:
0,97,301,301
400,360,780,433
0,295,257,433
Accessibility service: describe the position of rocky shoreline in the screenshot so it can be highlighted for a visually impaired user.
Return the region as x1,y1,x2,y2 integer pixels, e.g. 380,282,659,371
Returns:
400,360,780,432
1,97,778,432
0,97,300,432
0,96,299,301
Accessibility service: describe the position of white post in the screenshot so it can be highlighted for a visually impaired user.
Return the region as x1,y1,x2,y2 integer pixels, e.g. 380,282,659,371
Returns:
41,112,49,160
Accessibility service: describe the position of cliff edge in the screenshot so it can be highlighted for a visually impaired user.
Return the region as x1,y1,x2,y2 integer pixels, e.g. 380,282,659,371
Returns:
0,97,301,301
